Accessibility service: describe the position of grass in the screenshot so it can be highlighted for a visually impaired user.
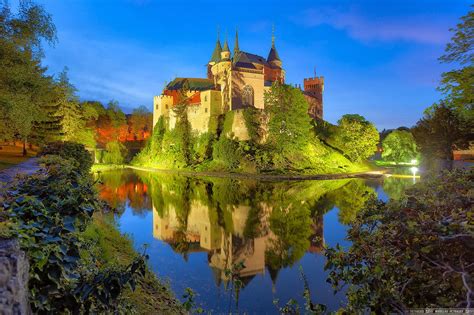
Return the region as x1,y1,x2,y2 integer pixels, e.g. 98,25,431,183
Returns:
82,213,185,314
91,163,127,173
0,144,37,170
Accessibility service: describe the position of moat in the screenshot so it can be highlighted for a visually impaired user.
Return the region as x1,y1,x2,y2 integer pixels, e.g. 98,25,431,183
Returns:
97,169,416,313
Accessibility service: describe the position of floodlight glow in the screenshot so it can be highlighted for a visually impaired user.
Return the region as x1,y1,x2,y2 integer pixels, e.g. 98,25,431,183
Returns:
411,159,417,165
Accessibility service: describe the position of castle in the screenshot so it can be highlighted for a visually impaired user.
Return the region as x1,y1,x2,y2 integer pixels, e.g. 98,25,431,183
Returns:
153,30,324,139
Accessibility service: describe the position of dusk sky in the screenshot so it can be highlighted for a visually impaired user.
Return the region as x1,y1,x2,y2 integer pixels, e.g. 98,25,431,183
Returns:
35,0,471,130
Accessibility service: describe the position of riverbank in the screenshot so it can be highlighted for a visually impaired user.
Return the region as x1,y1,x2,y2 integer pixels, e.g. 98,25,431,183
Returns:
95,163,386,181
0,143,185,313
83,213,185,314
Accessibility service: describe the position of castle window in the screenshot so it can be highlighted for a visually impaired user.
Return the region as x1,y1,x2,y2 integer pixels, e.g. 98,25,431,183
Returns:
204,95,208,102
242,85,254,107
205,107,208,113
166,105,168,109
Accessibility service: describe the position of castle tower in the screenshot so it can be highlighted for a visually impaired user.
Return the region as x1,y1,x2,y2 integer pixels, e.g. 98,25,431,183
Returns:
208,31,222,79
267,26,282,69
221,37,231,61
303,70,324,119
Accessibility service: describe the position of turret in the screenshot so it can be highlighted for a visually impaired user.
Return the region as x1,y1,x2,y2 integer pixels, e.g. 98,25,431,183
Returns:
221,37,231,61
267,26,282,68
209,34,222,65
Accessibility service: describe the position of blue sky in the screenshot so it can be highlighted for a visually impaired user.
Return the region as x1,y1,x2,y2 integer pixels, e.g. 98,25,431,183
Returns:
34,0,470,130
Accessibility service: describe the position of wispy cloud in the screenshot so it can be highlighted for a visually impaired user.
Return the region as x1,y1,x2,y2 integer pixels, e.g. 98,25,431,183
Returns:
295,7,451,45
44,31,202,111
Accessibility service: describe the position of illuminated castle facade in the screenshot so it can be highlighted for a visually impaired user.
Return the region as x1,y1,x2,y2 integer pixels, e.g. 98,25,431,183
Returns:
153,30,324,138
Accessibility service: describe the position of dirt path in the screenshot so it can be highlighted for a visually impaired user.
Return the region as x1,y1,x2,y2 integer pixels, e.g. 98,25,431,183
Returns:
0,158,39,187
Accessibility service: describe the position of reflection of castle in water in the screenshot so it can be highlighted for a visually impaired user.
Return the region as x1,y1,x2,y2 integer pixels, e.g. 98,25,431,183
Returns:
152,199,324,285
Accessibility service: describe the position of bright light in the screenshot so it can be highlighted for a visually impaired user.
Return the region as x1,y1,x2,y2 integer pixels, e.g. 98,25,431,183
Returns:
411,159,418,165
410,166,418,183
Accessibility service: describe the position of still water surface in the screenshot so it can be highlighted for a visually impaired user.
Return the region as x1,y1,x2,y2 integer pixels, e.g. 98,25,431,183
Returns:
97,169,416,313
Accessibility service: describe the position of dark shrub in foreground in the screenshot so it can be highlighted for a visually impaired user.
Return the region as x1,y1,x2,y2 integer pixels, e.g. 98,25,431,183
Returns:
40,141,93,173
325,169,473,312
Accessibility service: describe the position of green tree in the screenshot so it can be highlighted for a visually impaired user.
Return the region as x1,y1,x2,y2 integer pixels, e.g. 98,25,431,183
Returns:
438,6,473,120
265,83,313,152
334,114,379,162
103,140,128,164
0,0,57,154
381,130,419,163
412,103,468,160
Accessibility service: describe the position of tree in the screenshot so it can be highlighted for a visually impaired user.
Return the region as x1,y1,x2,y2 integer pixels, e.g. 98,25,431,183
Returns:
325,169,473,312
265,82,313,153
412,103,468,160
0,0,57,154
333,114,379,162
129,105,152,140
438,6,473,120
103,141,128,164
381,130,419,163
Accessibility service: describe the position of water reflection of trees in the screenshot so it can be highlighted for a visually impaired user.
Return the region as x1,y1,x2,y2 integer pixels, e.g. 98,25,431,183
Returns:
96,170,381,304
97,170,152,215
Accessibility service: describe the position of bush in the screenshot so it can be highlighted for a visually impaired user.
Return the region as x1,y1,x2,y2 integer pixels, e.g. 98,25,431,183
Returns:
212,136,241,170
103,141,128,164
0,155,148,313
325,169,474,312
40,141,93,173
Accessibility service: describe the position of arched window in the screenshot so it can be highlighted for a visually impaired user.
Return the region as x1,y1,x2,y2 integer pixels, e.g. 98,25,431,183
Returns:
242,85,254,107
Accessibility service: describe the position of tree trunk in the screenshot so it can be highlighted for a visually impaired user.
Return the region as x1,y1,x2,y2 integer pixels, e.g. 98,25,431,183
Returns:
22,138,27,156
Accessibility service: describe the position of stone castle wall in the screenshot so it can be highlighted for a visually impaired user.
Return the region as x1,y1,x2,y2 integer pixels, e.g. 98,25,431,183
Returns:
0,239,30,314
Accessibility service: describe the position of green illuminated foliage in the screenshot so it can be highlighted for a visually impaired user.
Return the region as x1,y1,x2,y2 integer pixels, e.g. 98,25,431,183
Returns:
381,130,419,163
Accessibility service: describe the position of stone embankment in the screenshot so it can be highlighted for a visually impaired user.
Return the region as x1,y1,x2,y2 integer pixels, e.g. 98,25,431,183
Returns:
0,239,30,315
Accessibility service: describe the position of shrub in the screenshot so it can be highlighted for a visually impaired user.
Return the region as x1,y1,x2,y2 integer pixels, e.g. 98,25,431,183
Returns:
212,136,241,170
0,155,148,313
325,169,474,312
103,141,128,164
40,141,93,173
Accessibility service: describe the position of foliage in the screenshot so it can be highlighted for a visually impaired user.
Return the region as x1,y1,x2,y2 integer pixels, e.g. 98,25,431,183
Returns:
381,130,419,163
265,82,313,153
331,114,379,162
412,103,469,160
40,141,93,174
212,136,241,170
129,105,152,140
438,6,473,120
103,140,128,165
0,155,147,313
0,1,58,152
242,107,262,142
325,169,474,313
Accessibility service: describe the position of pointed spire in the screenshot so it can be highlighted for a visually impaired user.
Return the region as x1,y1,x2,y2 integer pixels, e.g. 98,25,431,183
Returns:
267,24,281,66
223,32,230,52
209,27,222,63
272,24,275,48
234,28,239,55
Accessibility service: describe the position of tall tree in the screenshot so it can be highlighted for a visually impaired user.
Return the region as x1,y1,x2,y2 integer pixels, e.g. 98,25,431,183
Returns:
0,0,57,154
412,103,467,160
438,6,473,120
